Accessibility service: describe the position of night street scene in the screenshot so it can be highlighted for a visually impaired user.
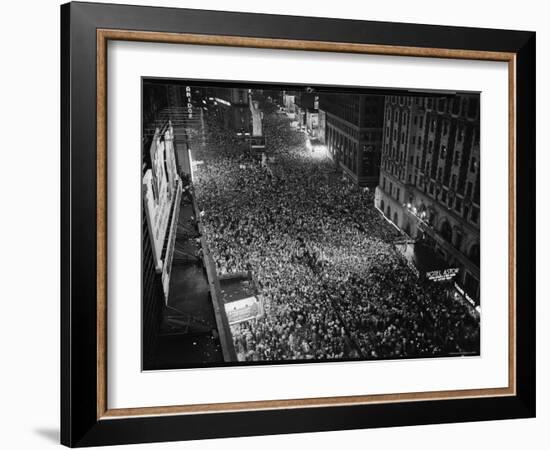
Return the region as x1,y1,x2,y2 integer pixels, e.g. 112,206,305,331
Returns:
141,80,480,370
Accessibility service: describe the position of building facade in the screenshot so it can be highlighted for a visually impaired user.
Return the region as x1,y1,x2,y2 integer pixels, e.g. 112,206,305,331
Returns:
374,94,480,303
142,124,182,368
282,91,296,117
317,109,327,144
321,94,385,186
213,88,252,136
294,92,319,136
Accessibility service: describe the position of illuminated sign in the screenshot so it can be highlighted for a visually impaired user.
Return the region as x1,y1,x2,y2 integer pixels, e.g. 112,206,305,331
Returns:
225,296,263,325
186,86,193,119
215,97,231,107
250,99,263,137
143,140,171,271
143,125,182,301
454,283,476,307
161,184,181,300
426,267,459,282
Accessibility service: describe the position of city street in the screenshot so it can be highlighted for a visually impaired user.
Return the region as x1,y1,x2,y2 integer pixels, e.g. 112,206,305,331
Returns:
186,97,479,362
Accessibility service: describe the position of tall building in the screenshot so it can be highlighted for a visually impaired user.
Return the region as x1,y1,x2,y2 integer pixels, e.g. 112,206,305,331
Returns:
282,91,296,116
142,123,182,368
294,91,320,136
142,82,204,142
212,88,252,136
321,94,385,186
375,94,480,303
141,119,230,369
317,109,327,144
249,96,266,152
262,89,284,105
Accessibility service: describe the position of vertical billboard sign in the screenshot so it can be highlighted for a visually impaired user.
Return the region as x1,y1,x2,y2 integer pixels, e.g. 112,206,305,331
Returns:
186,86,193,119
143,132,171,271
164,124,178,191
161,123,182,300
143,126,181,278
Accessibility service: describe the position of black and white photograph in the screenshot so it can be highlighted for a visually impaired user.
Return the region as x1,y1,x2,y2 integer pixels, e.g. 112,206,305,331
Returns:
0,0,541,446
141,80,481,370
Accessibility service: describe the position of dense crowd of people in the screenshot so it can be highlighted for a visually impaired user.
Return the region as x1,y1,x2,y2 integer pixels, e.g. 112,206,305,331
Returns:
190,102,480,362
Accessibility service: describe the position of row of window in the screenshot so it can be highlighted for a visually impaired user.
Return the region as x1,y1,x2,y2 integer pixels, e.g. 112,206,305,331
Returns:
381,177,402,204
323,98,361,125
377,190,480,267
379,171,480,228
418,179,480,224
438,220,480,266
328,118,383,143
383,139,479,192
327,129,358,173
383,154,478,189
327,118,359,140
386,95,479,120
385,115,479,149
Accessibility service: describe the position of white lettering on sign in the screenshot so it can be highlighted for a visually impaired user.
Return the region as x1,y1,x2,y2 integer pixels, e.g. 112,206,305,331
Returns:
426,267,460,282
454,282,475,306
186,86,193,118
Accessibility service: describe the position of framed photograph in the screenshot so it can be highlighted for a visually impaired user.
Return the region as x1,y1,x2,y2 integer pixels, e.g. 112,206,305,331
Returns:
61,1,536,447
